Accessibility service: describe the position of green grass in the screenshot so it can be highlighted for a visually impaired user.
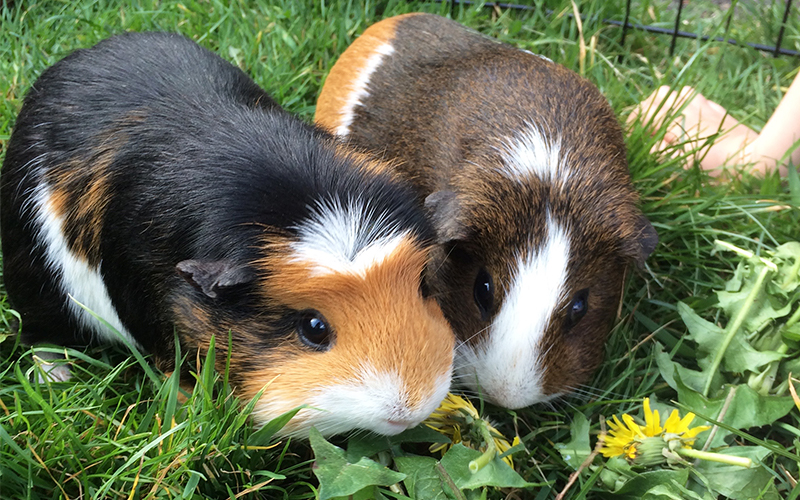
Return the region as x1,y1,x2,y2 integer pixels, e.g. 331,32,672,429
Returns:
1,0,799,498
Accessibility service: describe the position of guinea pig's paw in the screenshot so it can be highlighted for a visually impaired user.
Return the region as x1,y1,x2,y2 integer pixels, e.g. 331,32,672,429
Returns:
32,350,72,383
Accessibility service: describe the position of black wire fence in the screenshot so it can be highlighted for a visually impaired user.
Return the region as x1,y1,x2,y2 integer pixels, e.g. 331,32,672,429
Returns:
439,0,799,58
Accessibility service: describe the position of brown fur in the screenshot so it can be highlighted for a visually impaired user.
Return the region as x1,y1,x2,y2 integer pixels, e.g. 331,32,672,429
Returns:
46,137,121,265
315,13,657,407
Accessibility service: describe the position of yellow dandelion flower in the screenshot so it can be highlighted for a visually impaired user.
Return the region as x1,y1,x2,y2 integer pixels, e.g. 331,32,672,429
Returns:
600,413,645,459
600,398,751,469
424,393,520,470
662,407,708,446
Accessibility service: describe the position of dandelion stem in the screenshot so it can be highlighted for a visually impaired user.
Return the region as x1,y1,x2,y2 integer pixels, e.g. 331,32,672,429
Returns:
675,447,753,468
468,420,497,473
703,265,773,397
786,303,800,330
714,240,754,259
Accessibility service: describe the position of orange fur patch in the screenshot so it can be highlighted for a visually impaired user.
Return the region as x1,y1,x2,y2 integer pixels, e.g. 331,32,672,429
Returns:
46,140,119,266
243,235,453,430
315,13,421,132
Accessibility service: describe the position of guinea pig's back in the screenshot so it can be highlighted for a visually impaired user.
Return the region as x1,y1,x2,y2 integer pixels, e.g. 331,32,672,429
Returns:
316,13,619,195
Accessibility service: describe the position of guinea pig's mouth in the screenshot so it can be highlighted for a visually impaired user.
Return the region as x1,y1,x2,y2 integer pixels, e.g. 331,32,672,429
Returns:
381,418,420,435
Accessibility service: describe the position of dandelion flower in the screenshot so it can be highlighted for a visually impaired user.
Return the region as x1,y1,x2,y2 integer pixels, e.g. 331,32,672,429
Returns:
600,398,751,468
425,393,520,470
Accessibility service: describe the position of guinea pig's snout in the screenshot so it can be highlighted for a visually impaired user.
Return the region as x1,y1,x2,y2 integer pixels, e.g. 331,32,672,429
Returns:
453,240,572,408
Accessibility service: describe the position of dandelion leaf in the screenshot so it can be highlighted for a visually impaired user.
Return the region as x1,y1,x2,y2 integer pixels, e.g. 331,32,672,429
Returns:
782,322,800,341
554,412,591,470
774,242,800,293
643,482,715,500
678,302,783,375
439,444,534,490
597,469,690,499
394,456,458,500
724,260,746,291
309,428,406,500
676,383,794,449
716,264,792,333
693,446,778,500
655,343,723,395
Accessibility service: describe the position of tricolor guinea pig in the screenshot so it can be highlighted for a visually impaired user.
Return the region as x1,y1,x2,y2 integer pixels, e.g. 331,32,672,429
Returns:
0,31,455,437
315,13,657,409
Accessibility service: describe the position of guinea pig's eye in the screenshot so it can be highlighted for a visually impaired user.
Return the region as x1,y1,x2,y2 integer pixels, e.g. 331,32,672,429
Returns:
566,288,590,329
473,268,494,321
297,311,333,350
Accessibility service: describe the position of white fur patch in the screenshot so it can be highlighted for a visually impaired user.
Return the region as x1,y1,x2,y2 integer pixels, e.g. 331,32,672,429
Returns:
497,124,567,183
304,365,451,437
33,187,138,347
335,42,394,136
291,198,409,277
454,214,570,408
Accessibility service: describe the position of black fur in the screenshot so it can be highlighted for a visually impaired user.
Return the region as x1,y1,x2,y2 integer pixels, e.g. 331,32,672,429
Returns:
0,32,432,360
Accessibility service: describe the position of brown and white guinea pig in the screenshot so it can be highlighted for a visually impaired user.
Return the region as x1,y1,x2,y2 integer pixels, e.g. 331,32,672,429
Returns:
315,13,658,409
0,31,455,437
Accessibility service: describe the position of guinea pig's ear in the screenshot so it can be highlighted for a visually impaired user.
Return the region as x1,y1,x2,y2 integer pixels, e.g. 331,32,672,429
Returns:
624,214,658,267
176,259,256,299
425,190,468,243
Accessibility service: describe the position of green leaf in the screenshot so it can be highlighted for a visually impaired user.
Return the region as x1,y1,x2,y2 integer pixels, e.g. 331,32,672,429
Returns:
643,483,711,500
309,428,406,500
693,446,776,500
394,456,456,500
655,343,723,395
716,265,792,333
782,322,800,341
678,302,784,374
345,435,392,464
439,444,536,490
774,242,800,293
597,469,690,499
554,412,591,470
675,382,794,448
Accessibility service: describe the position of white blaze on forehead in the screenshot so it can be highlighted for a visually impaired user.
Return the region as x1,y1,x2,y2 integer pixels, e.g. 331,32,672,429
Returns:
336,42,395,137
455,214,570,409
291,198,411,277
265,364,451,438
497,123,567,183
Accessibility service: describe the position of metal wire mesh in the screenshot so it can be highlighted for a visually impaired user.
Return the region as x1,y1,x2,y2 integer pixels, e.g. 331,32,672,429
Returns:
438,0,799,58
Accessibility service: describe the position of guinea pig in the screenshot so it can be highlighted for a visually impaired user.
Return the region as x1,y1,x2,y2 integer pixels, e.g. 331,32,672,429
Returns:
315,13,658,409
0,31,455,437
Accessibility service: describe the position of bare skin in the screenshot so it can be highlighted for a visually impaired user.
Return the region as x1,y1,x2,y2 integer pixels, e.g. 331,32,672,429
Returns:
629,71,800,179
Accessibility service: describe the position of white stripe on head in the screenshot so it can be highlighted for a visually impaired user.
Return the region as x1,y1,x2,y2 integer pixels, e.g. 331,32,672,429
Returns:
335,43,395,137
291,197,410,277
455,213,570,408
497,123,567,183
33,186,139,347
